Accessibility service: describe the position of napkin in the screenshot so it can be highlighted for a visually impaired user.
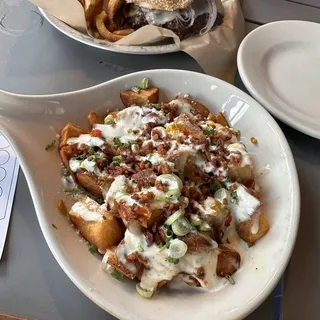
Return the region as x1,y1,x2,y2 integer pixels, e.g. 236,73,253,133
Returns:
0,133,19,260
29,0,245,83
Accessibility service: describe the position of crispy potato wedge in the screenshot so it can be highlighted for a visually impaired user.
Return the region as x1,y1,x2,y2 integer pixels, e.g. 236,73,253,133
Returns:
69,211,124,253
88,111,104,126
216,244,241,277
181,232,212,253
59,123,86,149
76,171,103,199
120,88,159,107
228,165,254,186
175,98,210,118
215,112,229,127
147,209,163,228
60,145,78,171
236,212,269,245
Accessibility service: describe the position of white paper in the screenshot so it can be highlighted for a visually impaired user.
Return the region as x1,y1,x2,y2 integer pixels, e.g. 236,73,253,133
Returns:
0,132,19,260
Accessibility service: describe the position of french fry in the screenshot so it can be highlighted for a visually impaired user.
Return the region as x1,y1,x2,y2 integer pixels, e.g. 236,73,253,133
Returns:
95,11,126,42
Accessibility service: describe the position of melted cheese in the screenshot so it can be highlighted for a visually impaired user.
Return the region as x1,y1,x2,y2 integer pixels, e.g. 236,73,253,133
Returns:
110,230,220,291
229,185,261,222
71,197,105,222
227,143,253,167
67,134,104,147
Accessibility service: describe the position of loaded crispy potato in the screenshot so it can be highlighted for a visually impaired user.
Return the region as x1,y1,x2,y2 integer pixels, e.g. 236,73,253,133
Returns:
56,77,269,299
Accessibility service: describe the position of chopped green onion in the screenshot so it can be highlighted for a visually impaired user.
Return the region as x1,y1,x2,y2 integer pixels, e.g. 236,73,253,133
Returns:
131,86,141,93
45,140,56,151
104,114,115,125
203,127,215,135
110,268,122,280
139,77,149,89
136,283,154,299
165,210,184,226
87,155,96,162
62,166,70,177
169,239,188,259
113,137,121,149
190,214,201,227
155,196,173,204
225,275,235,285
95,153,103,160
89,244,98,253
162,226,173,247
179,196,189,209
75,155,85,161
112,155,123,166
172,217,192,236
166,189,181,198
138,242,144,252
151,103,161,110
199,222,212,232
230,191,239,205
167,257,180,264
88,147,95,155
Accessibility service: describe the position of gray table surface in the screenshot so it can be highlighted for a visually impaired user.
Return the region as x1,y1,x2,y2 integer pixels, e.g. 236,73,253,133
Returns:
0,1,319,320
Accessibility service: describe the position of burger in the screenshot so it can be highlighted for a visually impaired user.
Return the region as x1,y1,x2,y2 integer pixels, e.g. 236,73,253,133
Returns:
123,0,224,39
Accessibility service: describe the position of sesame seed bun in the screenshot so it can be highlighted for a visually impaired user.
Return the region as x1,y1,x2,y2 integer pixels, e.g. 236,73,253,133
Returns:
125,0,194,11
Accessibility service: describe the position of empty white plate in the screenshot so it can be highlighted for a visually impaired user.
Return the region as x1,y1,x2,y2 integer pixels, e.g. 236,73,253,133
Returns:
238,20,320,139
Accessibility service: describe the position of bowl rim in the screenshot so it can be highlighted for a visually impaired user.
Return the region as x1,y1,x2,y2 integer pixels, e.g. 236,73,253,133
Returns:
0,69,301,319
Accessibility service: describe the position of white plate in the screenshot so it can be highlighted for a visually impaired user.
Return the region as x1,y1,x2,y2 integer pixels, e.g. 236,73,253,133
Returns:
0,70,300,320
39,9,179,55
238,20,320,139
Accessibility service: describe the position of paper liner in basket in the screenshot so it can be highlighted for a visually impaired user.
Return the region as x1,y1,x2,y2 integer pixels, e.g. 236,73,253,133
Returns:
29,0,244,83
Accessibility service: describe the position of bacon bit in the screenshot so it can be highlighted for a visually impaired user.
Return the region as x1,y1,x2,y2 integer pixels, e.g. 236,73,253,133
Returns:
230,155,242,166
140,141,154,156
132,192,154,204
144,231,154,246
157,143,169,156
166,203,181,215
127,252,149,266
251,137,258,144
225,213,232,227
155,180,168,192
90,129,102,137
195,266,205,280
154,227,166,244
57,199,68,215
156,163,172,174
132,169,156,189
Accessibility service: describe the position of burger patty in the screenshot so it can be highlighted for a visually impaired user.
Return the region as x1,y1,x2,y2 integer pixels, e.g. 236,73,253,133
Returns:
125,6,224,39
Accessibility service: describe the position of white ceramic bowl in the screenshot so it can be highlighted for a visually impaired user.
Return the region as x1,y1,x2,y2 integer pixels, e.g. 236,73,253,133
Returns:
0,70,300,320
